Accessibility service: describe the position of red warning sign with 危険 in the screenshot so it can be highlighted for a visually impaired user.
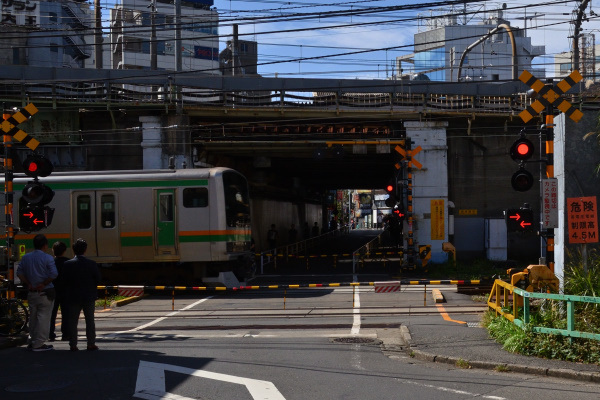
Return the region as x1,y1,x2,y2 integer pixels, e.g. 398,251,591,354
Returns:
567,196,598,244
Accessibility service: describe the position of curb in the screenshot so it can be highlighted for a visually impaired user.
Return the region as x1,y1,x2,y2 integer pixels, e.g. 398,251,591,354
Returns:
431,289,444,303
110,294,148,307
401,330,600,383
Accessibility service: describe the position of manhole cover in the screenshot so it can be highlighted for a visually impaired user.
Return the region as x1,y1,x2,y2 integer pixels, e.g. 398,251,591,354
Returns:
332,337,380,345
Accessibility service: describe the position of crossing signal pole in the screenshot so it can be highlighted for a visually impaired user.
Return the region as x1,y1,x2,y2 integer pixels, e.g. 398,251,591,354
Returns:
518,70,583,274
1,103,42,294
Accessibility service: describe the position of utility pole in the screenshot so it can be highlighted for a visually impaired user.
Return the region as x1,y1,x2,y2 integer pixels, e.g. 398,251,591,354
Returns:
94,0,102,69
572,0,591,73
174,0,182,73
150,0,157,70
232,24,239,76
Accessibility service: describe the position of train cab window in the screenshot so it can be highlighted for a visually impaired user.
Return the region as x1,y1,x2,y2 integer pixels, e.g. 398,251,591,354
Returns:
101,194,116,228
76,195,92,229
159,193,174,222
183,188,208,208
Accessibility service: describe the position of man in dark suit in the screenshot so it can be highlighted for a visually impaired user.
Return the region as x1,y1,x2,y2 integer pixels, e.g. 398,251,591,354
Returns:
64,238,101,351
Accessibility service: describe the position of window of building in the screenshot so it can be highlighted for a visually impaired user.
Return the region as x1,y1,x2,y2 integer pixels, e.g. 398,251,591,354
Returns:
124,37,143,53
49,12,57,23
183,188,208,207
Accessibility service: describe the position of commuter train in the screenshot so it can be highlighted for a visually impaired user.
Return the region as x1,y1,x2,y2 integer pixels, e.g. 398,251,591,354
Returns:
5,168,252,283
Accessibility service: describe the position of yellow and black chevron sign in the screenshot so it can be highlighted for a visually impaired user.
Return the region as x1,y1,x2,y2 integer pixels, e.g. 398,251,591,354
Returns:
0,103,40,150
518,70,583,123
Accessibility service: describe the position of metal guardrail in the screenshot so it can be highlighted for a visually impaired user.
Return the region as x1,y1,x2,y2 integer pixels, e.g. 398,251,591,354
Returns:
0,82,530,115
487,279,600,342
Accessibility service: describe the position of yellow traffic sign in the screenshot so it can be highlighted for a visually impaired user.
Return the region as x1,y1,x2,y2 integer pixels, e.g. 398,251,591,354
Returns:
0,103,40,150
518,70,583,123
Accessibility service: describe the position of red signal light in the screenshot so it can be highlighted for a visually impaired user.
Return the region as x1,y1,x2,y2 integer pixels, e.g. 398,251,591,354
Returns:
516,143,530,156
386,184,394,193
27,162,39,173
510,137,534,161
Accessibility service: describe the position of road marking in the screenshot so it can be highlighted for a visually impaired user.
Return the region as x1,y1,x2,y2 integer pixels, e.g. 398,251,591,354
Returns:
106,297,213,336
134,360,286,400
436,304,467,325
351,274,361,335
398,378,507,400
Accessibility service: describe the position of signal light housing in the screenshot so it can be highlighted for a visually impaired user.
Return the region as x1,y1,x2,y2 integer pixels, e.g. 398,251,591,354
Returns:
385,180,397,208
22,154,53,178
510,137,534,162
22,182,54,205
511,167,534,192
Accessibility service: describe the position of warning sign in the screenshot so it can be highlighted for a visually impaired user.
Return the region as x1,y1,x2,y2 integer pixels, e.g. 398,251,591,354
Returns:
430,199,445,240
567,196,598,244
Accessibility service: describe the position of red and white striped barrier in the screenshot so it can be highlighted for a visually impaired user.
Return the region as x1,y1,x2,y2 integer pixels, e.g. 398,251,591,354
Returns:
374,281,401,293
118,286,144,298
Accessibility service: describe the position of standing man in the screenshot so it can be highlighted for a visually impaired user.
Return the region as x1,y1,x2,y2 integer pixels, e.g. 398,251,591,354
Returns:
49,241,70,342
64,238,101,351
17,234,58,352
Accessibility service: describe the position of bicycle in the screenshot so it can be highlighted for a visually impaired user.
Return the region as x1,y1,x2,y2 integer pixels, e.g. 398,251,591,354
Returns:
0,277,29,336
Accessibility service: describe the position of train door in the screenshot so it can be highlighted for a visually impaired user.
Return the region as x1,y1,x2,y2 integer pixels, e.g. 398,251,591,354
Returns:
72,191,120,259
155,189,177,256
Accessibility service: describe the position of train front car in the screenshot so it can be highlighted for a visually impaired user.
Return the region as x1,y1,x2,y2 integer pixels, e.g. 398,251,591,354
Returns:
211,168,252,281
179,168,254,281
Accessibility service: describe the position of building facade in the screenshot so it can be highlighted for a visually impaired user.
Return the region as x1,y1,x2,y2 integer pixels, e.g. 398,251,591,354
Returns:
0,0,93,68
109,0,219,73
399,8,545,82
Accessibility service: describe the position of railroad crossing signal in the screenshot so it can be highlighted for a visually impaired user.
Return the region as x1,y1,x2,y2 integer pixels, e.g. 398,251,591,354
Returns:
0,103,40,150
394,145,422,169
505,208,534,232
518,70,583,123
509,134,535,192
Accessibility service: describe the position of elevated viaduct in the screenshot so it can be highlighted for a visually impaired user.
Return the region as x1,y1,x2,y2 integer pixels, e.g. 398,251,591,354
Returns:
1,66,598,267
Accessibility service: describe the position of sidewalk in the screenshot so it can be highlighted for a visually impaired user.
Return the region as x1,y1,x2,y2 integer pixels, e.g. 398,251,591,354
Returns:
398,315,600,383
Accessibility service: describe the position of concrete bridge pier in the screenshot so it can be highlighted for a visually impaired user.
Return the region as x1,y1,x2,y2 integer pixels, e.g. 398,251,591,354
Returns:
404,121,449,263
140,115,191,169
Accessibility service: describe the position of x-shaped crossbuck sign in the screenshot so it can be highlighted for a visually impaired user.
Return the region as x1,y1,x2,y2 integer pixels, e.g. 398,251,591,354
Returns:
518,70,583,124
1,103,40,150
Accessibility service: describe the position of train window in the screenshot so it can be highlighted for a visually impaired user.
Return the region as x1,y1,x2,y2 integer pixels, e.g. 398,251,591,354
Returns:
183,188,208,208
159,193,174,222
222,171,250,227
77,195,91,229
101,194,116,228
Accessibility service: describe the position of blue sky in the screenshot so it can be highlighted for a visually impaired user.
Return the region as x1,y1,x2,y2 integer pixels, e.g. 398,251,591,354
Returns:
103,0,594,79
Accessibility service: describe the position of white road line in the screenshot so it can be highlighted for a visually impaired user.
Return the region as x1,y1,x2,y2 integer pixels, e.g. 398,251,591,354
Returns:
108,297,213,335
135,360,286,400
351,275,361,335
398,378,507,400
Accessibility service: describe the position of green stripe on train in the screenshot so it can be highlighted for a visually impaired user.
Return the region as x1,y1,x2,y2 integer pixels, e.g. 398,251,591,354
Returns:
13,179,208,190
121,236,153,247
180,234,251,243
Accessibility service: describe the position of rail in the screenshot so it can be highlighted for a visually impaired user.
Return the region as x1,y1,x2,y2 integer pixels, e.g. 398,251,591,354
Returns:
487,279,600,342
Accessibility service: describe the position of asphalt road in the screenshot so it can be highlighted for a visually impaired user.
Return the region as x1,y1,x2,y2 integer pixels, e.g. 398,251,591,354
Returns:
2,284,600,400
